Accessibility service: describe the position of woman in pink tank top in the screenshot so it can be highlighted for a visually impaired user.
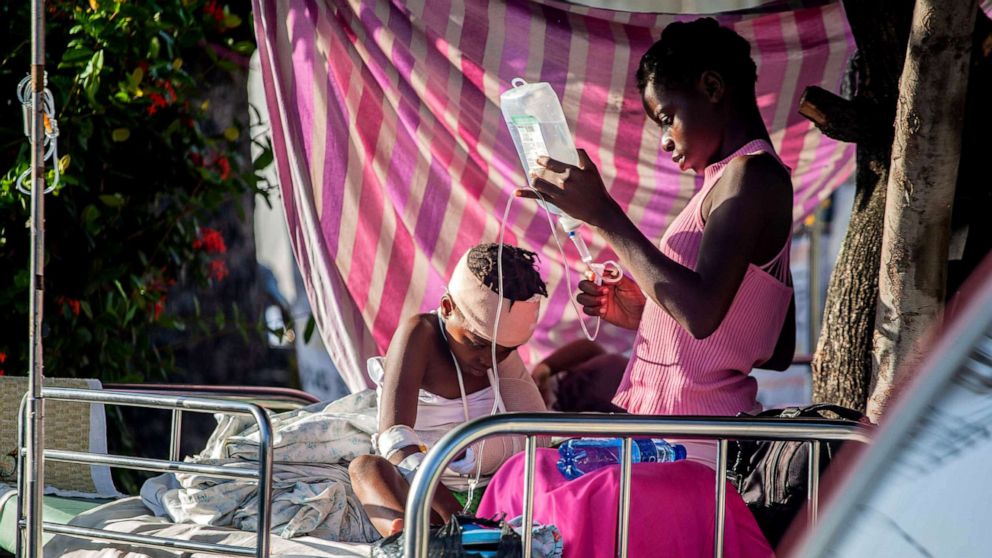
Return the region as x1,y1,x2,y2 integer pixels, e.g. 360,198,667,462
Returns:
525,24,795,422
479,19,791,557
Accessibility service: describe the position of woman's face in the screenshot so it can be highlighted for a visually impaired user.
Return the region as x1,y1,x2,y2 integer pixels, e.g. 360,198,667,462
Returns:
440,298,516,377
642,77,724,173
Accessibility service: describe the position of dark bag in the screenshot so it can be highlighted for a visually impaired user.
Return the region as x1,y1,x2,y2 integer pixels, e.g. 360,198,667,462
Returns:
727,404,866,548
370,514,523,558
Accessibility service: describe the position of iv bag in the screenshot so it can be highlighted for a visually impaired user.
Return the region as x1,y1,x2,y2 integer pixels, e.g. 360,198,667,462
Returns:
500,78,582,231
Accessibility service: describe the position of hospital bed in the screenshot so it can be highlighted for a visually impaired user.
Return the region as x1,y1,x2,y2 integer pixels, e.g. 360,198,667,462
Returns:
8,378,871,558
6,383,375,557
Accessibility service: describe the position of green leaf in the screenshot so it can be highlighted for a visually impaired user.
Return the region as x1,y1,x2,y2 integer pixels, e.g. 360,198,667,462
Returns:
123,304,137,325
214,311,226,330
252,149,273,170
79,49,105,104
303,315,317,344
111,128,130,142
113,279,127,299
80,300,93,319
99,194,124,207
223,14,242,28
60,46,95,67
81,204,101,223
76,327,93,344
129,66,145,86
148,36,160,59
232,40,254,55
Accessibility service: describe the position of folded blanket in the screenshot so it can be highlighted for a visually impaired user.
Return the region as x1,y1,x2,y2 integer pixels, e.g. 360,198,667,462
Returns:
141,390,381,542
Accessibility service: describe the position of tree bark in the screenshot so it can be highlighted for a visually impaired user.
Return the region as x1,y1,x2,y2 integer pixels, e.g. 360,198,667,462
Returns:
806,0,915,412
867,0,980,421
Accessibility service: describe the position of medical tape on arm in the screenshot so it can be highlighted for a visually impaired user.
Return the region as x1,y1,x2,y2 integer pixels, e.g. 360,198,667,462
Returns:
397,451,427,484
373,424,426,460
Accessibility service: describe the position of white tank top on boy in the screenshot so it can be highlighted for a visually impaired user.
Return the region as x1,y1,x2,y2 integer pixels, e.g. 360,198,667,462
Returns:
367,311,546,491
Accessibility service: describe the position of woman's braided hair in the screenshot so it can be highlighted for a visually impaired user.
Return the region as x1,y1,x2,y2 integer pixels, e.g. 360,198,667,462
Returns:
466,243,548,303
636,17,757,101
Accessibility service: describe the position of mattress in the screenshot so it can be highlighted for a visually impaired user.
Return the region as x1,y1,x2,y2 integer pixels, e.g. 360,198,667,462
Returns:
42,497,372,557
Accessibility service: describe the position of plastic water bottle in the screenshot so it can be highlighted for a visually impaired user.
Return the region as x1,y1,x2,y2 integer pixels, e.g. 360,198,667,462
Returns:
557,438,687,480
500,78,583,232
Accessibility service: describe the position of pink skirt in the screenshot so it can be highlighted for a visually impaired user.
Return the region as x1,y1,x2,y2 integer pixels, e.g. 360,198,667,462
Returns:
477,449,774,558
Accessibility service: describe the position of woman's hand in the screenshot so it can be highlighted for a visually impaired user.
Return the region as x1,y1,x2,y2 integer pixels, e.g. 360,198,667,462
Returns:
576,273,646,330
518,148,621,228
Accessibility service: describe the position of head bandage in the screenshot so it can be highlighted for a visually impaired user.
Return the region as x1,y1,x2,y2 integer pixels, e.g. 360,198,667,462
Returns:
446,251,542,347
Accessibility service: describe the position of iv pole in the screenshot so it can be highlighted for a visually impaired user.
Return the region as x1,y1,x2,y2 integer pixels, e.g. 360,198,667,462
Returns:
23,0,47,555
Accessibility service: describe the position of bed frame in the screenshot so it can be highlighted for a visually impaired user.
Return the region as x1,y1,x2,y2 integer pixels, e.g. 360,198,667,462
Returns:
15,391,869,558
405,413,871,558
14,385,318,557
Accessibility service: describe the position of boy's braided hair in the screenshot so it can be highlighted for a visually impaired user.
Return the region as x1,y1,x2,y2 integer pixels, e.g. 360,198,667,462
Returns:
466,243,548,303
636,17,757,100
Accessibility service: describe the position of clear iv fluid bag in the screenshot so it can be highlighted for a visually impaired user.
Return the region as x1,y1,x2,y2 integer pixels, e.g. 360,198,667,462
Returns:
500,79,582,231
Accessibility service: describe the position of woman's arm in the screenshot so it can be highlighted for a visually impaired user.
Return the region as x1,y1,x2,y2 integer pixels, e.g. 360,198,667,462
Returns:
526,151,791,339
377,315,432,464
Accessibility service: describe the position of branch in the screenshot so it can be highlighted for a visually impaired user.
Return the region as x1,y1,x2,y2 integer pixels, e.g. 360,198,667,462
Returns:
798,86,861,143
978,7,992,61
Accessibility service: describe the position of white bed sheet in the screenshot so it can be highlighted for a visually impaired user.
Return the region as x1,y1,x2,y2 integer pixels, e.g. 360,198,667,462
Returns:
44,497,372,557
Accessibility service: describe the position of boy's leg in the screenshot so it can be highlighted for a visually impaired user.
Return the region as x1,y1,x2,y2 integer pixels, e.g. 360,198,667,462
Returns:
349,454,462,537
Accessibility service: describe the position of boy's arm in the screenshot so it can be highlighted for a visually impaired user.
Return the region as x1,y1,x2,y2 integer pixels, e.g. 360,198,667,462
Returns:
377,315,432,465
532,339,606,378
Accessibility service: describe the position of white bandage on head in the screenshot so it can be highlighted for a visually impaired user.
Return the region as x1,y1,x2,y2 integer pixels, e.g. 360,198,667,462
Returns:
446,250,542,347
373,424,426,460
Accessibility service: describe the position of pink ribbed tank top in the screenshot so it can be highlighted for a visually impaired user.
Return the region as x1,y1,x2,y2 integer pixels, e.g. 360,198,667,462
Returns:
612,139,793,416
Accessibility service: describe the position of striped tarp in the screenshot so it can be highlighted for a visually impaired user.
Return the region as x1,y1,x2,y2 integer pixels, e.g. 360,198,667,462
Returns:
252,0,855,391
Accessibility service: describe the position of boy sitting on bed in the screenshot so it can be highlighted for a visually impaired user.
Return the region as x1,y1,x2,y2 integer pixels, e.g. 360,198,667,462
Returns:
349,243,549,537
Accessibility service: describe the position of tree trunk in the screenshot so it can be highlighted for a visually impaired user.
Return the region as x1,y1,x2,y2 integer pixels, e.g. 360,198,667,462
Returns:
867,0,980,421
803,0,916,412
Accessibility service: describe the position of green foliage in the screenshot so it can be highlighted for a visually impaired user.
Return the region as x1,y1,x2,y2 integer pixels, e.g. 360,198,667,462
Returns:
0,0,271,382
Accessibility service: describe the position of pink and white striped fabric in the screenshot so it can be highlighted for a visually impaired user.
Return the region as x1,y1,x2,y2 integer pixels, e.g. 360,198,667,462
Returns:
252,0,855,391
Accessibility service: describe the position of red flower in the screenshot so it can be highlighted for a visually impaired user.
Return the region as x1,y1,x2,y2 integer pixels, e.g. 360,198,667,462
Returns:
215,155,231,181
0,352,6,364
161,80,177,103
147,92,168,115
153,297,166,321
190,151,203,166
203,0,225,23
209,259,229,282
138,60,150,73
192,227,227,254
56,296,80,316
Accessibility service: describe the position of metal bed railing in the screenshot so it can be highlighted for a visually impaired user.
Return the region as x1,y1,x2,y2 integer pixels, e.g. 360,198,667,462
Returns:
16,387,277,558
405,412,873,558
101,384,320,461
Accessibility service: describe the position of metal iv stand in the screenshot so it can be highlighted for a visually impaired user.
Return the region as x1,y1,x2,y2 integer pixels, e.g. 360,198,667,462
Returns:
21,0,49,555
